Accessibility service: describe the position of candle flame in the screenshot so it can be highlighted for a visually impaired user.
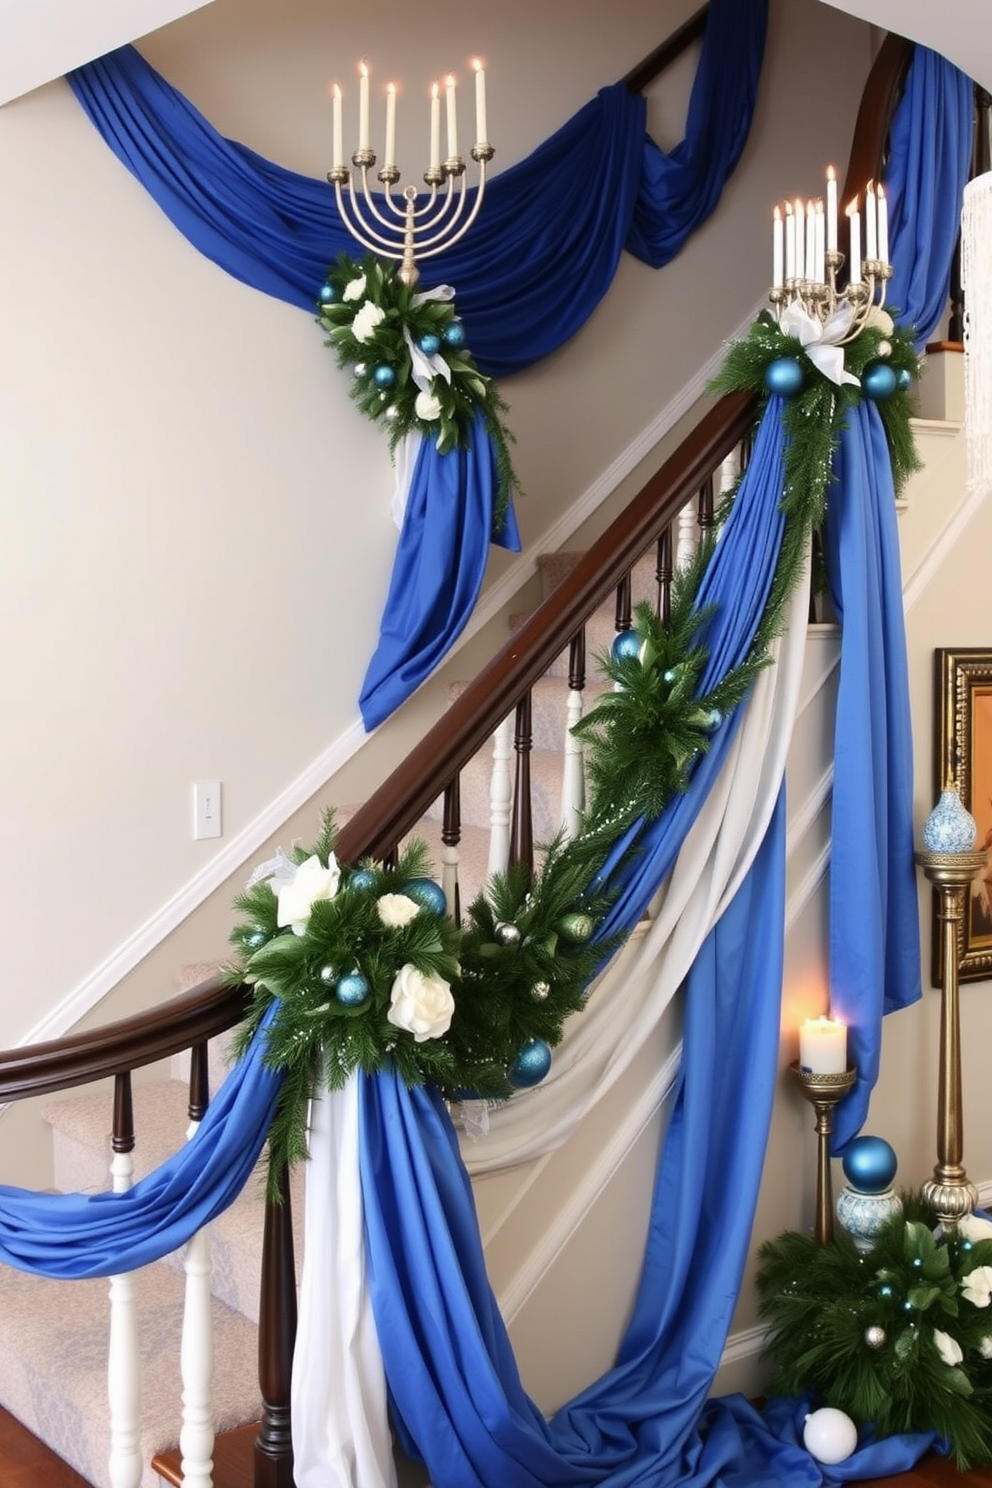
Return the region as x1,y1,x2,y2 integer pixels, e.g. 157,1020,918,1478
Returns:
773,204,781,222
446,73,456,87
386,81,396,96
471,57,485,72
785,200,793,218
876,183,885,202
359,60,369,79
329,81,341,100
826,164,836,183
846,199,858,216
431,81,439,99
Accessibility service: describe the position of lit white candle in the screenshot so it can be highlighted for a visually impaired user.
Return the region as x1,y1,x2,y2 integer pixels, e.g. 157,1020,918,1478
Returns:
799,1016,848,1075
794,196,805,282
785,200,795,281
472,58,488,144
772,205,783,290
332,83,343,169
429,82,441,170
815,200,825,284
826,165,838,254
865,180,877,260
358,61,370,152
877,183,889,264
384,82,397,170
445,73,458,158
847,200,861,284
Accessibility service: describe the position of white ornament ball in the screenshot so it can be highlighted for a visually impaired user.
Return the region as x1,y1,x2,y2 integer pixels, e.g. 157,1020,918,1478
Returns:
803,1407,858,1465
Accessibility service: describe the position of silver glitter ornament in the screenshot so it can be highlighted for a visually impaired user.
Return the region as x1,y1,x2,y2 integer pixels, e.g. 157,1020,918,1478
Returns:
863,1325,886,1349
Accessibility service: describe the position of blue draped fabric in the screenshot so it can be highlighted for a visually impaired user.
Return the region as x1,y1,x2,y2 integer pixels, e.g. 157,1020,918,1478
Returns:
0,1006,282,1278
359,795,788,1488
360,414,521,729
65,0,767,726
883,47,973,349
824,44,971,1151
824,405,922,1153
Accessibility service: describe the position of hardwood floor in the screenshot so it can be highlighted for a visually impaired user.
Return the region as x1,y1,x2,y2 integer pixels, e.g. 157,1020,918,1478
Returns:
7,1403,992,1487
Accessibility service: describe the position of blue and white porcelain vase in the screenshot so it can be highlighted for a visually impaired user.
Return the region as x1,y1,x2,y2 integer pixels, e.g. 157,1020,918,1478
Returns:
922,787,977,854
836,1135,903,1253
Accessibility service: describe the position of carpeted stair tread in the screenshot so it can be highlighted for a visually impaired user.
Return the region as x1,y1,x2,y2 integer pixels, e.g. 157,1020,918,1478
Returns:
0,1258,261,1488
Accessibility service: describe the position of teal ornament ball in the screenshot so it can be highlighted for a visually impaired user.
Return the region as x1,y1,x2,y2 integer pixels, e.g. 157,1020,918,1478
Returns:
349,868,378,892
336,969,371,1007
373,365,396,389
764,357,804,398
402,877,448,916
896,367,913,392
559,912,594,944
417,332,442,356
508,1038,552,1088
443,322,466,349
319,283,336,304
704,707,723,734
245,928,268,949
611,629,642,663
842,1135,898,1194
862,362,898,401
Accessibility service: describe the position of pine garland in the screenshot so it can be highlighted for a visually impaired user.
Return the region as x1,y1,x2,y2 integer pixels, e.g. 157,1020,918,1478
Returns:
317,253,518,529
229,299,923,1193
756,1201,992,1467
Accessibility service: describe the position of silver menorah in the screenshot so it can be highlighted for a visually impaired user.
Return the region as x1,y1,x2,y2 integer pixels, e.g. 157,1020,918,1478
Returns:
327,62,494,286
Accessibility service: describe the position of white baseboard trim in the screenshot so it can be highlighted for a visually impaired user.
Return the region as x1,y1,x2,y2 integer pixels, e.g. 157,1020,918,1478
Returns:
21,302,766,1050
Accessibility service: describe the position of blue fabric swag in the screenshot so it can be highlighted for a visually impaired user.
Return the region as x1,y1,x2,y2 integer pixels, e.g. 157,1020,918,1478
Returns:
66,0,768,726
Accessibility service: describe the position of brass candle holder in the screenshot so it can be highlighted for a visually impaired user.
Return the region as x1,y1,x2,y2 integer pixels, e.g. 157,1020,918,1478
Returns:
915,848,987,1228
790,1062,857,1245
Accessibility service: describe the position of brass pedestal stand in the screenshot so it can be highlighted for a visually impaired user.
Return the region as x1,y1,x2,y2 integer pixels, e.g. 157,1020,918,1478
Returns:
791,1062,857,1245
915,849,986,1229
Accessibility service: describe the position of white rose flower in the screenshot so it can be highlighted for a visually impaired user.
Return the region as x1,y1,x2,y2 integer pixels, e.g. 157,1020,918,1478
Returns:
958,1214,992,1244
342,274,367,302
387,963,455,1042
377,893,421,929
934,1328,964,1367
352,301,386,342
980,1337,992,1360
276,853,341,936
961,1265,992,1308
415,389,442,421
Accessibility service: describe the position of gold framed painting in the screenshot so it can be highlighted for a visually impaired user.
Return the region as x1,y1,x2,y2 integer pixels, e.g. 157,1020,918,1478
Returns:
933,647,992,985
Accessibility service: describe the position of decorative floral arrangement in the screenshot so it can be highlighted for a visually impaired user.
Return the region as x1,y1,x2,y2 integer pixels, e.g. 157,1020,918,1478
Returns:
317,253,517,527
708,303,923,513
756,1202,992,1467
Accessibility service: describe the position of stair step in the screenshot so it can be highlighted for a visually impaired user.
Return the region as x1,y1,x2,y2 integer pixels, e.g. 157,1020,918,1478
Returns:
153,1423,433,1487
0,1260,260,1488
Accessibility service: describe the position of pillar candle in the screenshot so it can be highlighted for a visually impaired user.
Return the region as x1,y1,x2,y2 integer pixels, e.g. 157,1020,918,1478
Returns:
799,1016,848,1074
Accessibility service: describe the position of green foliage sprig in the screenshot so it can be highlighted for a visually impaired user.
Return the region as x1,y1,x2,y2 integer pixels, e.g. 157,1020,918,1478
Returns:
756,1200,992,1468
317,253,517,529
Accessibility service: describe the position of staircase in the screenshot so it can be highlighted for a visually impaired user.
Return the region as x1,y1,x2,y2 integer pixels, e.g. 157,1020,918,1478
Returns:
0,345,970,1486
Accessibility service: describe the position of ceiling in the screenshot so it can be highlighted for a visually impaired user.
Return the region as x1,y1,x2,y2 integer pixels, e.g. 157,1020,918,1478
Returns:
817,0,992,91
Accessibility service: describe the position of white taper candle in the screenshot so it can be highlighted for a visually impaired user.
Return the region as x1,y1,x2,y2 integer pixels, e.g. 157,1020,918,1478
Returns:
358,62,370,151
384,83,396,170
429,82,440,170
472,59,487,143
772,205,783,289
847,199,861,284
445,74,458,158
332,83,343,169
826,165,838,254
865,181,877,260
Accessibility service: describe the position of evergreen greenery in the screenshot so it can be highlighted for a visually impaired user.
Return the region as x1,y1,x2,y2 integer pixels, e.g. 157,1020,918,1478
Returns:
317,253,517,528
756,1199,992,1467
230,301,922,1194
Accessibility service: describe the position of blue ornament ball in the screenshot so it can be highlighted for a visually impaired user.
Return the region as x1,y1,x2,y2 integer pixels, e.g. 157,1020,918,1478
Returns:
611,629,642,663
896,367,913,393
704,707,723,734
336,969,371,1008
373,365,397,389
764,357,804,398
862,362,898,401
841,1135,898,1195
402,877,448,916
443,322,466,349
417,332,442,356
245,928,268,949
349,867,378,892
319,283,336,304
508,1038,552,1089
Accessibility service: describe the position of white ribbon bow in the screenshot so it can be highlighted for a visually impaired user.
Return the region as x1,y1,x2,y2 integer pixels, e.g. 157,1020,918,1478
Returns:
779,301,861,387
403,284,457,393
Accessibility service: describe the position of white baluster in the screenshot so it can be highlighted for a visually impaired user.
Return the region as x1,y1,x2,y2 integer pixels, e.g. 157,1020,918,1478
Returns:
108,1147,142,1488
180,1226,215,1488
719,446,741,496
560,688,585,840
180,1112,215,1488
676,497,698,569
488,714,513,877
441,843,460,921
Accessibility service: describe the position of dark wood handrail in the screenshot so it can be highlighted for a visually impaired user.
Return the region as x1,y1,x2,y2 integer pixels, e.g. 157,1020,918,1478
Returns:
0,976,248,1102
842,32,914,207
622,5,708,95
